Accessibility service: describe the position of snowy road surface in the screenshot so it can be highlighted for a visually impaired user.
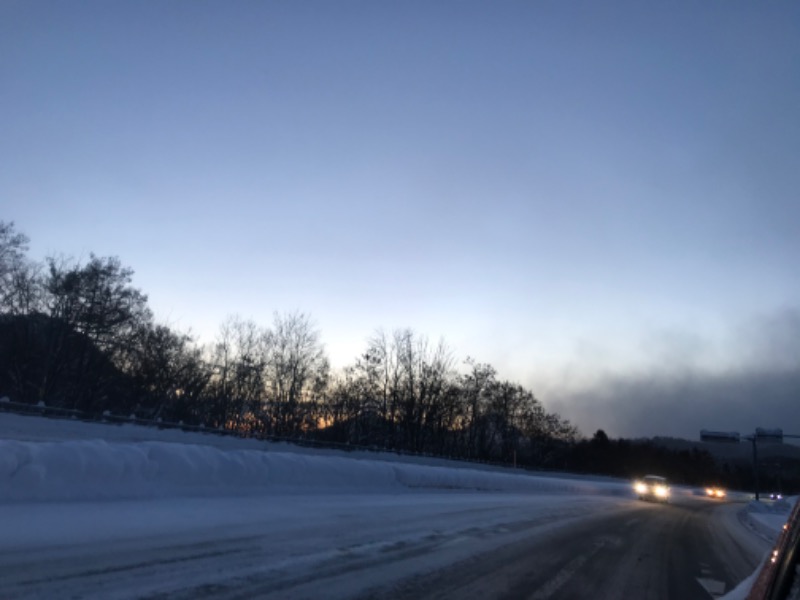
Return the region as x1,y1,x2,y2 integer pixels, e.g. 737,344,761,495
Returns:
0,413,780,599
0,491,771,599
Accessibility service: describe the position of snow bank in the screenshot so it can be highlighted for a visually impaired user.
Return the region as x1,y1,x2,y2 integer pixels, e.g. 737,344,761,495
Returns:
720,557,769,600
738,497,796,543
0,438,630,503
0,413,633,503
720,497,797,600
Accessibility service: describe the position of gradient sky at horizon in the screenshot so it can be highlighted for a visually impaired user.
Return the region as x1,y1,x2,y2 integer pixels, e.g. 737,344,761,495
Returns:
3,1,799,439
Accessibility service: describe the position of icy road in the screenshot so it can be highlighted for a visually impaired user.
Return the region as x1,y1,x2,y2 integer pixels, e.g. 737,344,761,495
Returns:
0,414,776,599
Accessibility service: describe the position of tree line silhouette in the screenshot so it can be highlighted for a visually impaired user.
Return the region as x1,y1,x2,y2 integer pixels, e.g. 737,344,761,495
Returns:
3,221,795,491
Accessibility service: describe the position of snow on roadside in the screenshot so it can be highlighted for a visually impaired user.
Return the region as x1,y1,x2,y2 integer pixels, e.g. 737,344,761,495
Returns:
0,412,602,475
720,496,798,600
0,412,635,503
740,497,796,543
2,413,794,600
0,436,631,503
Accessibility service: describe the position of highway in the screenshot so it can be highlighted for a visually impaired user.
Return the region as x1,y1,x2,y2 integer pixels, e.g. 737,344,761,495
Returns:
0,491,770,600
374,496,767,600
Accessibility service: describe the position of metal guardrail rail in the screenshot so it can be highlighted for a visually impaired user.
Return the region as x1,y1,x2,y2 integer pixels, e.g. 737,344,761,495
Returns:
0,398,534,472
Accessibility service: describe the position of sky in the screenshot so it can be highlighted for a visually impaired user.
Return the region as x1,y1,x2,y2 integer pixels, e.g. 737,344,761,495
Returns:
2,1,799,440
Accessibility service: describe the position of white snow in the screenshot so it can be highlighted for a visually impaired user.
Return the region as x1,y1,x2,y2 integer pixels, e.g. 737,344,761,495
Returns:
0,412,632,503
741,496,797,541
717,497,798,600
0,412,794,599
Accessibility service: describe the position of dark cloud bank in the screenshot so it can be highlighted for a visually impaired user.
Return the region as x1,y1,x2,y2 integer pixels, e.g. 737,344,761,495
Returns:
549,308,800,442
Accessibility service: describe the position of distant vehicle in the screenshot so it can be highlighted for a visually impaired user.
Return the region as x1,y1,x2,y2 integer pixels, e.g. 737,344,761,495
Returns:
769,492,783,501
705,486,726,499
634,475,670,502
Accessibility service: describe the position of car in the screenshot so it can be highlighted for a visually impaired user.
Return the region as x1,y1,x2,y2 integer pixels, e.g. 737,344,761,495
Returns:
706,486,727,499
634,475,670,502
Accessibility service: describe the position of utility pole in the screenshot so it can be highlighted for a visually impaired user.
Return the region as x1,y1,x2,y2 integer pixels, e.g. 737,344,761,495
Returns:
700,428,791,501
749,434,760,501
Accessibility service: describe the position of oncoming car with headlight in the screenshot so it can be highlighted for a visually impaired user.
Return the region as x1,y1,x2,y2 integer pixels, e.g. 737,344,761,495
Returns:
705,486,726,499
634,475,670,502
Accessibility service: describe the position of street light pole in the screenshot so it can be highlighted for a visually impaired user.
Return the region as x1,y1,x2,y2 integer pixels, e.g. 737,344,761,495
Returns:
700,427,796,502
749,435,760,501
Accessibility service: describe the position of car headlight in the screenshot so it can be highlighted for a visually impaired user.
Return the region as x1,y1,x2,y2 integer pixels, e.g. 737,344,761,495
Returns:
634,482,648,494
654,485,669,497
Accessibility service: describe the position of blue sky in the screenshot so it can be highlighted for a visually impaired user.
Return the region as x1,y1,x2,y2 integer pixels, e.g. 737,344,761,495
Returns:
3,1,799,438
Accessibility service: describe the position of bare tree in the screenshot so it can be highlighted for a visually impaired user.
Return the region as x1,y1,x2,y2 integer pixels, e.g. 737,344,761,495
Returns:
0,222,27,286
458,359,497,458
45,254,151,355
128,323,210,422
264,312,329,436
228,317,269,432
41,254,152,410
0,221,42,315
318,367,373,444
354,328,455,452
206,316,270,431
356,329,402,440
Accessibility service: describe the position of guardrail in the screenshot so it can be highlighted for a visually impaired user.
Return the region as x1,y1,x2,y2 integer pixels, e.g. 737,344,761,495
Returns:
0,397,233,436
0,397,535,472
